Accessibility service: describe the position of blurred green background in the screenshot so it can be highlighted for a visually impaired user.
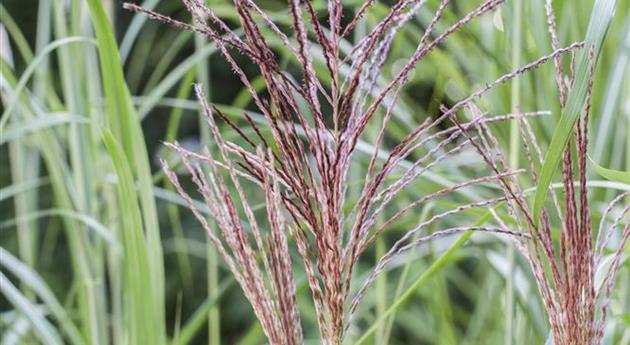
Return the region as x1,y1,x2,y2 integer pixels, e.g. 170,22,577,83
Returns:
1,0,629,344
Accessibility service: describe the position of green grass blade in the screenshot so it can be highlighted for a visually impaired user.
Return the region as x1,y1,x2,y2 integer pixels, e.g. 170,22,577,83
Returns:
592,16,630,164
101,129,159,345
355,232,474,345
137,42,220,118
85,2,165,341
589,157,630,183
0,248,85,345
381,206,433,344
1,113,90,145
506,0,523,341
0,3,34,63
141,31,193,94
171,279,234,345
2,51,102,345
0,209,118,247
532,0,617,222
119,0,160,61
354,212,492,345
0,273,64,345
0,179,47,203
0,37,95,131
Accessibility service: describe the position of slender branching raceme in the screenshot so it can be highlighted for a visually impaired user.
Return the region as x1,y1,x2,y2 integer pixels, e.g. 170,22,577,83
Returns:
125,1,586,343
476,63,629,345
462,6,630,343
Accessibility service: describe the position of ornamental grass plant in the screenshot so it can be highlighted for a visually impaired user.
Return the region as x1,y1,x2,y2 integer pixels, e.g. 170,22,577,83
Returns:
1,0,628,344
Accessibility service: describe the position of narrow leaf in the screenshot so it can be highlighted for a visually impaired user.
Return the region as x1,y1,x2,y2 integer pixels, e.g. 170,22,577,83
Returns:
589,157,630,183
533,0,617,222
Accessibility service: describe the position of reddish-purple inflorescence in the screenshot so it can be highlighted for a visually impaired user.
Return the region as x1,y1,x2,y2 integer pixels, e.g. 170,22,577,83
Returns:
123,1,624,344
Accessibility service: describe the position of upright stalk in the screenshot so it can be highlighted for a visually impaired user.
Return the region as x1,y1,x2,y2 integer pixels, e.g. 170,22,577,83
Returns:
52,1,105,343
506,0,522,342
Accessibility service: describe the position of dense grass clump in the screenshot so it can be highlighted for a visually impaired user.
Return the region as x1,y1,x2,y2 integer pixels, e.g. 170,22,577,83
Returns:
1,0,628,344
